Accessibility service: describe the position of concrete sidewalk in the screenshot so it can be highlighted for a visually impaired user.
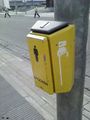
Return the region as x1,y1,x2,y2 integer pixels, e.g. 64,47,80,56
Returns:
0,45,90,120
0,75,44,120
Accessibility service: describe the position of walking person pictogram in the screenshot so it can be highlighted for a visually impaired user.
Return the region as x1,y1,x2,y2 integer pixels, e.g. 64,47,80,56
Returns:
33,45,39,62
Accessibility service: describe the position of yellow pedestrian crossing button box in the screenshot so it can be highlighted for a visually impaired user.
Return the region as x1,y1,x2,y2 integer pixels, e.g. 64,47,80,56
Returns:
27,20,75,94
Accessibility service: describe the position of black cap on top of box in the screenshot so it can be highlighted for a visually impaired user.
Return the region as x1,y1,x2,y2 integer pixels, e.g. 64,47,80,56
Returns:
31,20,68,34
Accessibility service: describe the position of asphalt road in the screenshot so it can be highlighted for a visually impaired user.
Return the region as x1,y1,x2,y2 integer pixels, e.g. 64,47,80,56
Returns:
0,15,53,48
0,14,54,59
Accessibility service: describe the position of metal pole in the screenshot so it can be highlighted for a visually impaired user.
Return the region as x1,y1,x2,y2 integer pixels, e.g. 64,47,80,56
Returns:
24,0,27,14
15,0,17,14
46,0,53,7
54,0,90,120
32,0,33,7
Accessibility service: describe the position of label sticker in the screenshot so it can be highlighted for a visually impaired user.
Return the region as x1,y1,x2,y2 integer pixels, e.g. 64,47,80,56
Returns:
57,41,69,86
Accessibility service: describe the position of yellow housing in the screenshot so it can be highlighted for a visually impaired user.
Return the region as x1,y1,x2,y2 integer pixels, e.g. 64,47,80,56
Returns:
27,21,75,94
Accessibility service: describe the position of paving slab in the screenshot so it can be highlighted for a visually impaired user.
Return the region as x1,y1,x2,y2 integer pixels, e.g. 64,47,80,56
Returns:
83,94,90,106
83,110,90,120
0,75,44,120
82,115,89,120
85,77,90,89
84,102,90,112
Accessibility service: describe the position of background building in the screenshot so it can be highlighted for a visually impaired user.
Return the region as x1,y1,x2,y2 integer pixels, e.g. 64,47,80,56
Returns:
0,0,54,11
9,0,46,10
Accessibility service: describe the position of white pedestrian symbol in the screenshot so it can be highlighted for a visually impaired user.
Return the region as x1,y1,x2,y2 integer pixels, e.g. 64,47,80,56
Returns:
57,41,69,86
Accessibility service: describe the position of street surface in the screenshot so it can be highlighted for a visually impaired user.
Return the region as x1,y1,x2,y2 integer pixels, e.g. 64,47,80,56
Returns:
0,14,53,59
